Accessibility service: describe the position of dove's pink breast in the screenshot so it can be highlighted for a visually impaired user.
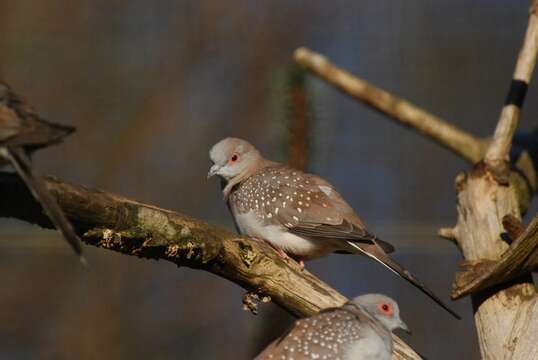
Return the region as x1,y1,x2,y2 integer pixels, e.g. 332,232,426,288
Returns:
234,210,334,259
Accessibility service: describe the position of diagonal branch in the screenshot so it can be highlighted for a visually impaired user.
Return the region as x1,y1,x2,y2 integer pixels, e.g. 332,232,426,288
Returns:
0,172,421,360
484,2,538,172
294,47,487,163
293,47,538,194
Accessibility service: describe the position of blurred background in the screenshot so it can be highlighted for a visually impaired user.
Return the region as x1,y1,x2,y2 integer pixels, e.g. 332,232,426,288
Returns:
1,0,537,359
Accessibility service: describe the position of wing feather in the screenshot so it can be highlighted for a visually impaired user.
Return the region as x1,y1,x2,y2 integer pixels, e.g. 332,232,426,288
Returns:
258,166,394,253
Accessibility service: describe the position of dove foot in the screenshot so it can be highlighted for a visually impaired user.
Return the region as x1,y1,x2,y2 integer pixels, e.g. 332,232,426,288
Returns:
290,256,305,270
275,247,290,259
272,247,305,270
261,240,304,269
260,239,290,259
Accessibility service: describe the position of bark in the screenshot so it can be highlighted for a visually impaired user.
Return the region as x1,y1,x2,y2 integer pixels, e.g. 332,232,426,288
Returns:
450,164,537,360
448,5,538,358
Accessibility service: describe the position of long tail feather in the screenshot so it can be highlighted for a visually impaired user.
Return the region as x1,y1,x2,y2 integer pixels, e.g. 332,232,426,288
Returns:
347,241,460,319
3,146,85,262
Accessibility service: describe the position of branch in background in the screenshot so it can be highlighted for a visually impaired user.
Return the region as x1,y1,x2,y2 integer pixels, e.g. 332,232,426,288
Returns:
451,215,538,299
294,47,487,163
484,4,538,174
293,47,538,194
286,65,309,171
0,172,421,360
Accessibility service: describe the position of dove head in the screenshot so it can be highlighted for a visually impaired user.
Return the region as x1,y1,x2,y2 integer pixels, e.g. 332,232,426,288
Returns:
351,294,410,333
208,137,263,181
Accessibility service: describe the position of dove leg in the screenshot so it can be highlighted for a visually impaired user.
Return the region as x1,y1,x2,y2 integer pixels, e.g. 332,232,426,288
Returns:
275,247,290,259
288,254,305,269
260,239,295,261
255,237,305,269
275,246,305,269
268,241,292,260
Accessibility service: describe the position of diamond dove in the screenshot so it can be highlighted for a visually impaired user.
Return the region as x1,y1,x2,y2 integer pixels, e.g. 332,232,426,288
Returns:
256,294,409,360
208,137,459,319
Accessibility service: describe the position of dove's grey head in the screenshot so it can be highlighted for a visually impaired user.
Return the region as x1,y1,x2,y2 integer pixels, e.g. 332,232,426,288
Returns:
351,294,409,333
208,137,263,181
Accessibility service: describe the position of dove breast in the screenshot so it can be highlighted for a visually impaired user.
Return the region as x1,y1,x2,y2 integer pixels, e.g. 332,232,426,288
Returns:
233,210,333,258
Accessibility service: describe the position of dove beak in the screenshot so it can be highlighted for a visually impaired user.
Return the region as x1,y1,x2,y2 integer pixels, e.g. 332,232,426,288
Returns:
207,164,221,179
399,320,411,334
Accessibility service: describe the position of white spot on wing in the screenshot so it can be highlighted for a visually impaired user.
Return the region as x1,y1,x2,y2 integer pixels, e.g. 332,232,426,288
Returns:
319,185,332,195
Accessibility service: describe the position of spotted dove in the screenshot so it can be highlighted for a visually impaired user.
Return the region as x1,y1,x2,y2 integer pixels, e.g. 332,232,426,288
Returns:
0,81,83,260
208,137,459,319
256,294,409,360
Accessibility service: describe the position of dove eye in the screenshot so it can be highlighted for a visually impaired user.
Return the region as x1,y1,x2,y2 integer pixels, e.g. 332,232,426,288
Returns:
230,153,239,163
378,303,393,315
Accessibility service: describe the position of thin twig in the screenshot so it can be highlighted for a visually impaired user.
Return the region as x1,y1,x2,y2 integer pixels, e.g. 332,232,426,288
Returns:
484,4,538,170
294,47,486,163
287,65,310,171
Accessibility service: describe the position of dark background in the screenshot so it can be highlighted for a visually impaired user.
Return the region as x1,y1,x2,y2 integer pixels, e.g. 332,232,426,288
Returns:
1,1,537,359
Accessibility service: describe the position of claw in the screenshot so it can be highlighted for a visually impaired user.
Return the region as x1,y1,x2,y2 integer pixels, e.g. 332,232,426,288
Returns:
260,239,305,270
276,247,290,259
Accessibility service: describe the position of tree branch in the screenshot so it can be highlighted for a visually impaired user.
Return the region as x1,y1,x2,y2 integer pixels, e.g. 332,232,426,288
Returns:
484,2,538,173
293,47,538,194
294,47,487,163
0,172,420,360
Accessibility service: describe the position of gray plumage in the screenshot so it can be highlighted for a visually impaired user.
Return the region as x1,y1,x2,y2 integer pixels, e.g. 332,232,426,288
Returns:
0,81,83,260
208,137,459,319
256,294,408,360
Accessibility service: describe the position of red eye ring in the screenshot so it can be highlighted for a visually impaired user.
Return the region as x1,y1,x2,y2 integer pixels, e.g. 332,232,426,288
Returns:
230,153,239,163
378,303,393,315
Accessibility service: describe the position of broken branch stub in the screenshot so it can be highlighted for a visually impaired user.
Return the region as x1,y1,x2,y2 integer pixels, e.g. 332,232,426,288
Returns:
451,215,538,299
